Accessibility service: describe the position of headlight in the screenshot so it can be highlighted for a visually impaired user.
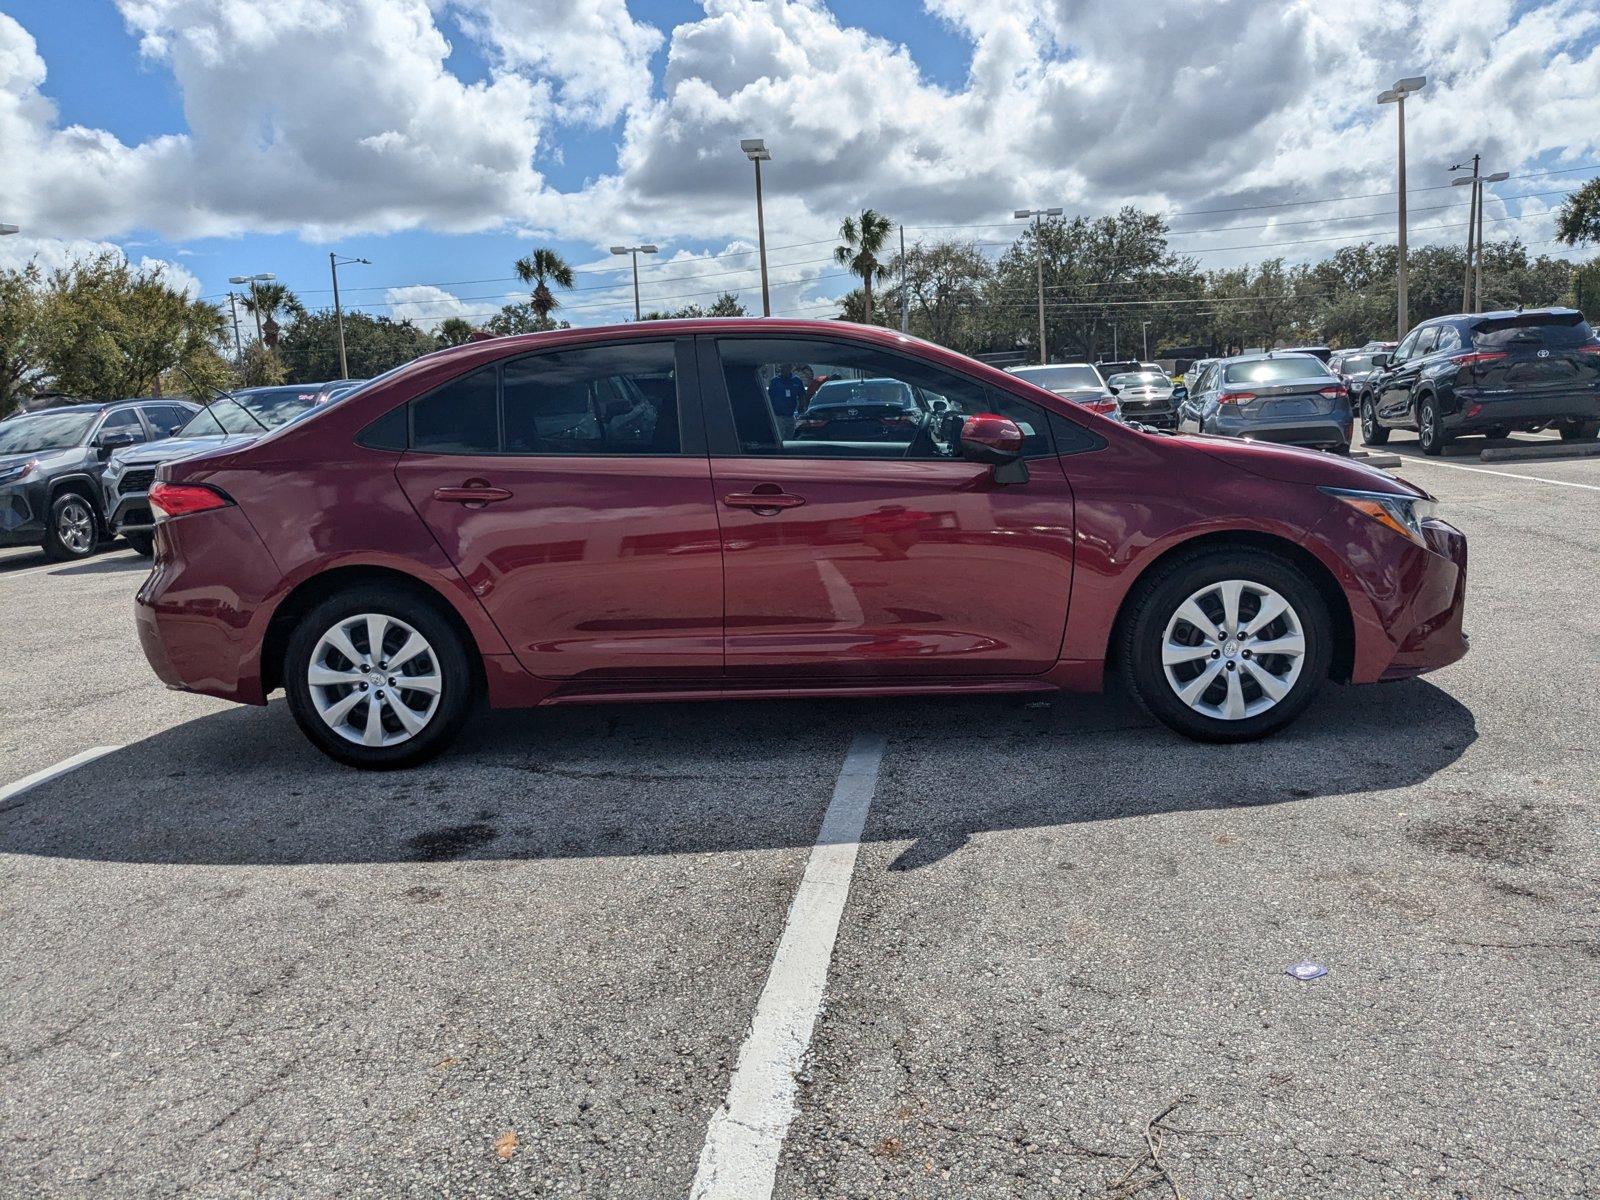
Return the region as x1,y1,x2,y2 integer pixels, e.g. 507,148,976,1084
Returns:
1320,486,1436,546
0,458,39,485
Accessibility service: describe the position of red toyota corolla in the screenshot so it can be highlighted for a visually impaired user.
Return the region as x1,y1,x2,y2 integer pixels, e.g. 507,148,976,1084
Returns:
135,320,1468,768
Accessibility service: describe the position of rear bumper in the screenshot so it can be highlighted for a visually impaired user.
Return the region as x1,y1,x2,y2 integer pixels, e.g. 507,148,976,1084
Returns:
1208,415,1352,450
1446,389,1600,430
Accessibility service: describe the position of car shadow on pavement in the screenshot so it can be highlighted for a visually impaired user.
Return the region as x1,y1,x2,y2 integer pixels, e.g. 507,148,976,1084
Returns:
44,553,150,577
0,678,1477,870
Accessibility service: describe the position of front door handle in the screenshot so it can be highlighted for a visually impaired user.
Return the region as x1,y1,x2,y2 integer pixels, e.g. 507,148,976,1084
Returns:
723,489,806,512
433,482,512,507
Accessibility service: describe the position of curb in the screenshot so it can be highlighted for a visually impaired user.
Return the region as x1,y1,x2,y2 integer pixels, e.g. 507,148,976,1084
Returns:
1481,443,1600,463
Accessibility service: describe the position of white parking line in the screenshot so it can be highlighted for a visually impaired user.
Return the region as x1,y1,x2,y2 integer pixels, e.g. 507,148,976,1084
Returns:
689,733,887,1200
1401,457,1600,492
0,746,122,813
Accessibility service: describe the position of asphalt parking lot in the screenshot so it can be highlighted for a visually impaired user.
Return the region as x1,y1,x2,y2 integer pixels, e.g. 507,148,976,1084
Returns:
2,434,1597,1198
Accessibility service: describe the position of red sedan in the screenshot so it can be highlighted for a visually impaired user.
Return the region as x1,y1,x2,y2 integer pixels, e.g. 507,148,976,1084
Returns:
135,320,1468,768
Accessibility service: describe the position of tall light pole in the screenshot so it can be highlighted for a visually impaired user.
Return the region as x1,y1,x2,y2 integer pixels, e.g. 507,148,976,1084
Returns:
0,224,18,236
1015,207,1062,365
1141,320,1152,360
228,273,275,344
741,139,772,317
1450,156,1481,312
898,223,909,333
1377,76,1426,338
1475,171,1507,311
329,253,370,379
610,244,659,321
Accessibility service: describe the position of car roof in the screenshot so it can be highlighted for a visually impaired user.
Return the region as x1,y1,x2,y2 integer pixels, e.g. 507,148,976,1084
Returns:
1217,351,1327,365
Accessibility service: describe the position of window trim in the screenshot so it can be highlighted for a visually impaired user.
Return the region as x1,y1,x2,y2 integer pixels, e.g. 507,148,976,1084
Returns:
697,332,1076,462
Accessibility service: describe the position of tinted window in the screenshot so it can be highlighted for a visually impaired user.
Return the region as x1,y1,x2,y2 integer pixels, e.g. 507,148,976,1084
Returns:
100,407,149,443
411,366,499,454
501,343,680,455
715,337,1051,460
1393,328,1422,362
1010,365,1104,392
1472,313,1596,350
1413,326,1441,356
1435,325,1462,354
1222,357,1333,385
144,404,193,436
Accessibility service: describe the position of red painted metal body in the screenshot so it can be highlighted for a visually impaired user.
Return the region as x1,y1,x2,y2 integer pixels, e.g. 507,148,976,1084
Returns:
134,319,1468,713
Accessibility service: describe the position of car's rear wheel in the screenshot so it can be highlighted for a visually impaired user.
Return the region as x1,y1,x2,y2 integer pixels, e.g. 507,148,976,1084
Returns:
284,585,476,769
1360,396,1388,445
1560,419,1599,443
43,492,98,562
1122,550,1332,743
124,531,155,557
1417,396,1448,456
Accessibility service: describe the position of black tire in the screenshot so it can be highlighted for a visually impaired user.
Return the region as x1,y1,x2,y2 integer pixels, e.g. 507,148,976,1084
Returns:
283,583,478,769
1121,548,1332,744
42,491,99,562
124,531,155,557
1484,425,1510,441
1417,396,1448,456
1360,396,1388,445
1560,419,1599,443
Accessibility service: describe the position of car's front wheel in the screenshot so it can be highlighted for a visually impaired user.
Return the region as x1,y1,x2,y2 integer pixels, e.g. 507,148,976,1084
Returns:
1360,396,1388,445
43,492,99,562
284,584,477,769
1122,550,1332,743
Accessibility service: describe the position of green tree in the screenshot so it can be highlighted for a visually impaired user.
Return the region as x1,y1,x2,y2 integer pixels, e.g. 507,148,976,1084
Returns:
39,252,229,400
0,263,50,415
234,342,288,388
486,302,569,335
641,291,748,320
240,282,303,348
513,248,577,325
880,240,994,352
1556,177,1600,248
277,310,435,381
834,209,894,325
435,317,479,346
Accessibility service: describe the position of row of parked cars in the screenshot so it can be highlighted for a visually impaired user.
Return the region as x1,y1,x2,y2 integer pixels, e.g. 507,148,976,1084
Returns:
1003,306,1600,457
0,379,362,561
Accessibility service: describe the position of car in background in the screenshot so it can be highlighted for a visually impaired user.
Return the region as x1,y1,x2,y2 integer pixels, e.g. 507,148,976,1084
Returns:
1329,348,1389,397
1359,308,1600,454
791,377,942,443
1180,353,1352,454
1005,363,1118,416
1139,361,1168,376
0,398,198,560
133,316,1468,769
1104,370,1178,428
1095,359,1142,381
105,382,362,555
1277,345,1334,364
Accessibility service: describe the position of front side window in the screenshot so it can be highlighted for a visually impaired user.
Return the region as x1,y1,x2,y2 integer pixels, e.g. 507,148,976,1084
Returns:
502,342,679,455
1393,328,1422,363
714,337,1052,460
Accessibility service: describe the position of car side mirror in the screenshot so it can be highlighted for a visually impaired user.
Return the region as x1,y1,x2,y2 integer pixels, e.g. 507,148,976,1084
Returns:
960,414,1028,484
95,430,136,457
1170,385,1188,403
1370,352,1391,369
1106,384,1121,395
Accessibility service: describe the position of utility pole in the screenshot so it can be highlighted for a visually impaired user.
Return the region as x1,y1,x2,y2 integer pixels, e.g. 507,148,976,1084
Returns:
329,253,370,378
741,140,772,316
1377,77,1426,337
1014,207,1062,365
1141,320,1152,360
1451,155,1480,312
898,224,908,333
227,293,243,361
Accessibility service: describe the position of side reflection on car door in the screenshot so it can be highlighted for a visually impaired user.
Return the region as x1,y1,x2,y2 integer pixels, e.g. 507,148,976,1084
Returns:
699,335,1076,681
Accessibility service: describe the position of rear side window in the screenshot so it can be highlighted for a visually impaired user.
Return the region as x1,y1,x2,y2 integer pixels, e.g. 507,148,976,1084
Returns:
411,366,498,454
144,404,193,436
1222,357,1332,385
1472,313,1596,350
502,342,679,455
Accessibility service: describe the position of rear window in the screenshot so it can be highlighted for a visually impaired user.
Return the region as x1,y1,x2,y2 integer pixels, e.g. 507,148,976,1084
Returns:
1471,313,1596,350
1010,365,1104,392
1223,357,1333,385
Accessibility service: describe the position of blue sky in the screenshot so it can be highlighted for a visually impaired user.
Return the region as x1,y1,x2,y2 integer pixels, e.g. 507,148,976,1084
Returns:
2,0,1596,334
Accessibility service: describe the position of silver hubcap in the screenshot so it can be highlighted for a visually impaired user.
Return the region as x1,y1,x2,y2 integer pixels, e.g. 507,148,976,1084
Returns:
1161,579,1306,721
1421,408,1434,442
308,613,442,747
58,500,93,553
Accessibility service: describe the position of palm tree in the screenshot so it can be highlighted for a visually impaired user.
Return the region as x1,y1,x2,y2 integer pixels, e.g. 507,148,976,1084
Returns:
239,282,303,348
834,209,893,325
513,249,577,328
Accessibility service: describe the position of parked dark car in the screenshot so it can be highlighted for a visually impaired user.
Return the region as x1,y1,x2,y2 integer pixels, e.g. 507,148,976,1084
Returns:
1359,308,1600,454
135,318,1467,769
1095,359,1142,381
1104,371,1178,428
0,398,198,560
105,381,363,555
792,376,945,443
1329,348,1389,397
1004,363,1118,416
1180,353,1352,453
1277,345,1334,364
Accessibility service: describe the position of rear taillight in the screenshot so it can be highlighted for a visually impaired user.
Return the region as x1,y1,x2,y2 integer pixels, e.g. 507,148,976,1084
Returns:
878,413,917,427
1318,385,1347,399
1082,399,1118,415
1218,391,1256,405
1578,344,1600,355
148,481,232,521
1450,351,1508,367
794,418,825,431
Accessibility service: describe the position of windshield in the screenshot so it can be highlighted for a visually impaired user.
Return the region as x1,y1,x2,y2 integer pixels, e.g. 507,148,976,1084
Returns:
1338,354,1380,372
1013,365,1104,392
1223,357,1332,384
178,388,318,437
1108,373,1166,388
0,410,97,455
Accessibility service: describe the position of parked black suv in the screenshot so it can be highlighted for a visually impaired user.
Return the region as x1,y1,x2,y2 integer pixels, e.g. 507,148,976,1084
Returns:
1359,308,1600,454
0,398,197,560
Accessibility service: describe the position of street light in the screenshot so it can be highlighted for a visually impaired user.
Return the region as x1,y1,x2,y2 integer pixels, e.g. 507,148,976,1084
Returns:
0,224,18,236
329,253,370,379
741,138,772,317
1451,159,1481,312
228,273,276,343
1377,75,1426,338
610,244,659,321
1015,207,1063,364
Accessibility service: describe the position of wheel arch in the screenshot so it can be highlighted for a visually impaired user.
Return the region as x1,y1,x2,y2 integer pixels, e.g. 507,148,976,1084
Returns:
261,564,486,697
1107,529,1355,684
48,473,107,521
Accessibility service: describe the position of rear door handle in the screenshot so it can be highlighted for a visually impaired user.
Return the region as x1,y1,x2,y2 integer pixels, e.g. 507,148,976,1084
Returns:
433,483,512,506
723,490,806,511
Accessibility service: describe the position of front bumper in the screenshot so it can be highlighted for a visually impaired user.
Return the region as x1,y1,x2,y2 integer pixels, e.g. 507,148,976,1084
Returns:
0,481,47,547
108,492,155,534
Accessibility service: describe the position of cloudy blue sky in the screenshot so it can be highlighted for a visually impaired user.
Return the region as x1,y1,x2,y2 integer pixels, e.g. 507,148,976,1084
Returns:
2,0,1597,331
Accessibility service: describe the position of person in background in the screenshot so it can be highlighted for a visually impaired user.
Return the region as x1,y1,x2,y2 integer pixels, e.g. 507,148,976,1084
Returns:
767,363,808,437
